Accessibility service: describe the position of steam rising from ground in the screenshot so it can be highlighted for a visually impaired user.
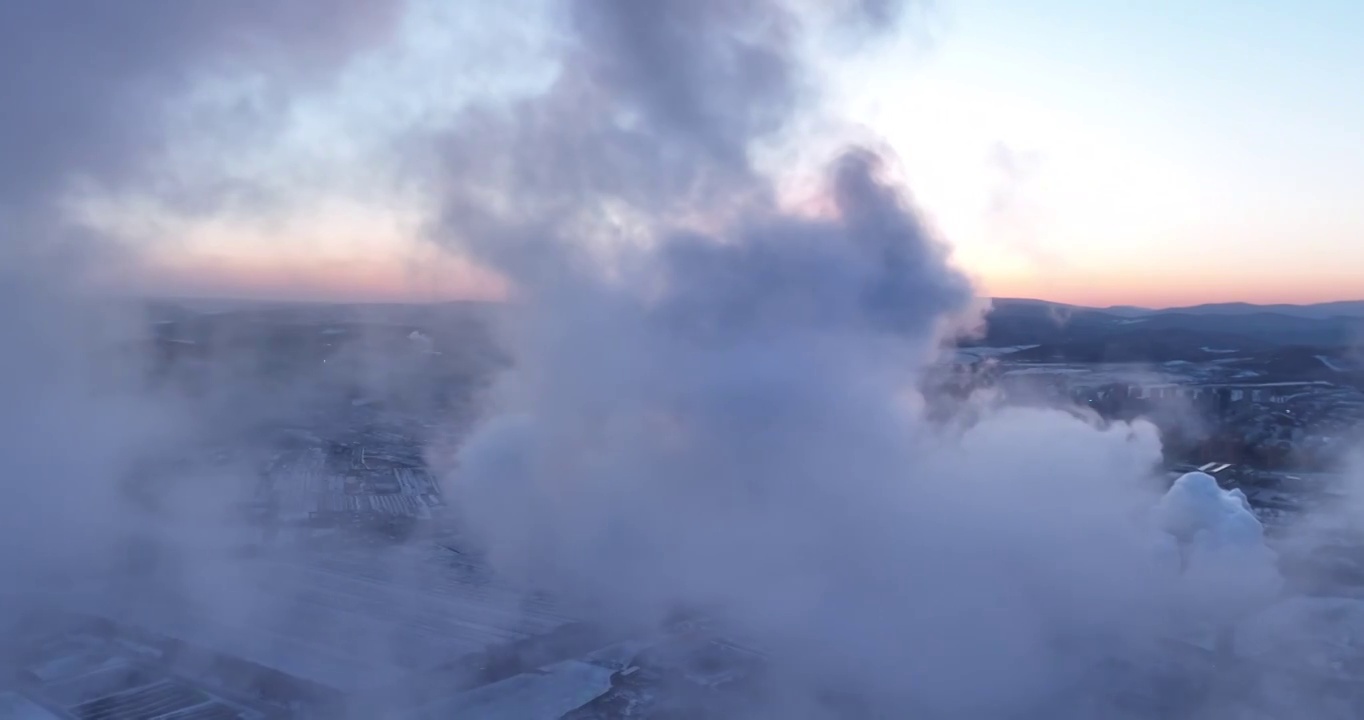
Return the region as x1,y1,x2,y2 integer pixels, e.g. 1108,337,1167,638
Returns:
0,0,1361,717
432,0,1289,714
0,0,406,669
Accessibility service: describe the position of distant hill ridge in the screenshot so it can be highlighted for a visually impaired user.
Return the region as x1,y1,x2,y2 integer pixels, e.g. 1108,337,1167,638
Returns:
991,298,1364,320
975,298,1364,363
142,294,1360,368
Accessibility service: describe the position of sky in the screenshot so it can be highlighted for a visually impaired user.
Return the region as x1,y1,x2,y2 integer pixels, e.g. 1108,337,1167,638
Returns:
83,0,1364,308
871,0,1364,307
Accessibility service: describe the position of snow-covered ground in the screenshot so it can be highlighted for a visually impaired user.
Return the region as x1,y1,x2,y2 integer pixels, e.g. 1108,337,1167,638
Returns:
1317,355,1351,372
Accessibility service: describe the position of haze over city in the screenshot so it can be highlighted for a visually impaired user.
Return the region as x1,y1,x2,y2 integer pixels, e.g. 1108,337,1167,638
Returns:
3,1,1364,719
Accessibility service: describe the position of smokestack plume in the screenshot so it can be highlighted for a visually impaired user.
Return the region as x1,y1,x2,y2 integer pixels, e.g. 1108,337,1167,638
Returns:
1,1,1355,716
423,0,1284,714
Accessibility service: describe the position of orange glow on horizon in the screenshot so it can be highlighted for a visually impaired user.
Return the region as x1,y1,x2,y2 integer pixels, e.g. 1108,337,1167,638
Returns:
129,251,509,304
117,215,1358,309
139,254,1360,309
983,267,1363,309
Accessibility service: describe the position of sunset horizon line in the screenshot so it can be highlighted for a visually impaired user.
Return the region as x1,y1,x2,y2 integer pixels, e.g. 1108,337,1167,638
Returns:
132,289,1364,313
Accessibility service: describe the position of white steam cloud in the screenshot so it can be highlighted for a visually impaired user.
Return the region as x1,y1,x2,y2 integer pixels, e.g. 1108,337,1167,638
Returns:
0,0,1359,717
0,0,408,693
423,0,1320,715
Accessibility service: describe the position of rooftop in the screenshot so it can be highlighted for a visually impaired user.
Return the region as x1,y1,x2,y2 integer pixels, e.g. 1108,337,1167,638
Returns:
38,546,584,695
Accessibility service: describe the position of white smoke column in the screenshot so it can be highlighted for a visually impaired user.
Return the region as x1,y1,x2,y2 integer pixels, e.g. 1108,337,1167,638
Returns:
424,0,1296,714
1154,472,1283,642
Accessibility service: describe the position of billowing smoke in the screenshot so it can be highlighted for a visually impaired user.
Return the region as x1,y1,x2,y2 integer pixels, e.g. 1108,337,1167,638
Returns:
0,0,402,658
1,0,1357,717
428,0,1288,715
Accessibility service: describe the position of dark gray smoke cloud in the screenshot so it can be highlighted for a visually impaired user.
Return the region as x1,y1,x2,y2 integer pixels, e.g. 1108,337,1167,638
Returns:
569,0,797,171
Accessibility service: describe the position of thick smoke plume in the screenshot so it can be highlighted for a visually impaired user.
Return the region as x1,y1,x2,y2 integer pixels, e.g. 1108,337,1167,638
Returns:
429,0,1290,715
1,1,1358,717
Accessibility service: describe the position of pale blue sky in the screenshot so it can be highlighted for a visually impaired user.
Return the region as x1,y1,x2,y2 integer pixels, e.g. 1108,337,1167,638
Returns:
106,0,1364,307
859,0,1364,305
